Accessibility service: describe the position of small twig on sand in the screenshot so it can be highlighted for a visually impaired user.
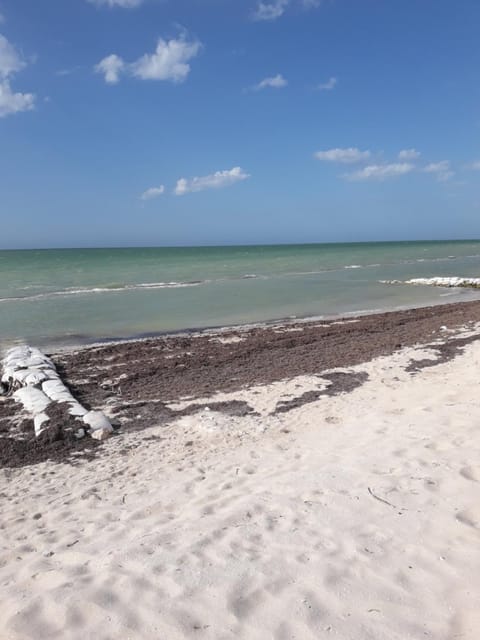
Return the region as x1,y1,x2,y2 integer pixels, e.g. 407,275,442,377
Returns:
367,487,397,509
66,539,79,548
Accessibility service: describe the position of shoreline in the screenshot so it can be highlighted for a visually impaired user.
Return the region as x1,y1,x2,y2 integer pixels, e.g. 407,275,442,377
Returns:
14,289,480,354
2,298,480,469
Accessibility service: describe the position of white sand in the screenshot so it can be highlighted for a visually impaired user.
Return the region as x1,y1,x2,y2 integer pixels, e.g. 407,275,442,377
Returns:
2,334,480,639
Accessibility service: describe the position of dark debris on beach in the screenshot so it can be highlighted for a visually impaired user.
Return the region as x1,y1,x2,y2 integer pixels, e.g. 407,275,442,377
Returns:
2,299,480,468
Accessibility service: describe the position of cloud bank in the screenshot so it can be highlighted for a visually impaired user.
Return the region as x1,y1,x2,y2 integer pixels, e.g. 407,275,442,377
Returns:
174,167,250,196
0,34,35,117
314,145,455,183
342,148,458,182
95,34,202,85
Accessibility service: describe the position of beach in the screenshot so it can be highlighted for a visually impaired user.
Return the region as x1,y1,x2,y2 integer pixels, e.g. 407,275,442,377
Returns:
2,300,480,639
3,0,480,635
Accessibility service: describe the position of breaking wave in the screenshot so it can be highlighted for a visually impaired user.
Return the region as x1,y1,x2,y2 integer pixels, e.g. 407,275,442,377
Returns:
380,277,480,288
0,280,207,303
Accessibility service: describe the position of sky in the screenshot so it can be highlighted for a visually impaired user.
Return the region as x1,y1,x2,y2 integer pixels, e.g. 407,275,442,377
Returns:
0,0,479,249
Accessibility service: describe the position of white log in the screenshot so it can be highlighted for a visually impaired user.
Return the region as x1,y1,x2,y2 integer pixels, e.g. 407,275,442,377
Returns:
3,368,32,384
42,378,77,403
2,345,112,440
25,371,51,386
83,411,113,433
13,387,52,414
34,412,50,437
67,402,89,417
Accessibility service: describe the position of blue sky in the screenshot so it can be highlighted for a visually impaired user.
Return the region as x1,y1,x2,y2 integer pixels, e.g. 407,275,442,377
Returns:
1,0,479,249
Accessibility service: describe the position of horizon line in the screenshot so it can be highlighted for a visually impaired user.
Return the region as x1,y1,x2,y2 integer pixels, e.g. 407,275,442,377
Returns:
2,237,480,252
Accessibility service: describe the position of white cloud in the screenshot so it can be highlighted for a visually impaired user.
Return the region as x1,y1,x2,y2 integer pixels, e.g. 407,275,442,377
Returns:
423,160,454,182
174,167,250,196
95,54,125,84
140,185,165,200
0,79,35,117
87,0,143,8
95,35,201,85
316,77,337,91
0,34,35,117
314,147,371,163
252,0,289,21
346,163,415,181
252,73,287,90
252,0,320,20
56,67,81,77
315,146,454,183
0,34,25,78
423,160,449,173
131,36,202,82
470,161,480,170
398,148,421,160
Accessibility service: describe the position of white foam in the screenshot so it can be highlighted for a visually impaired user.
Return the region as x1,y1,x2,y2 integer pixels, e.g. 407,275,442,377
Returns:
406,277,480,287
382,277,480,288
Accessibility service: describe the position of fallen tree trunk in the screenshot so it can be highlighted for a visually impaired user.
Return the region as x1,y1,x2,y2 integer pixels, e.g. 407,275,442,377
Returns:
1,346,113,440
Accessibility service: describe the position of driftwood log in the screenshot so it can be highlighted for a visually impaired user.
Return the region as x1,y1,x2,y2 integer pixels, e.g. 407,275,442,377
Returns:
1,346,113,440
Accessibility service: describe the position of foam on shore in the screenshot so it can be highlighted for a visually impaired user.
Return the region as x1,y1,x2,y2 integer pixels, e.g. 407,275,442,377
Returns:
382,276,480,288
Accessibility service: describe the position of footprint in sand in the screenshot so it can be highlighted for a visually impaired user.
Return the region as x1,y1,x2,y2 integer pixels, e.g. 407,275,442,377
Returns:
242,465,257,475
275,621,294,640
460,466,480,482
456,507,480,529
227,586,264,619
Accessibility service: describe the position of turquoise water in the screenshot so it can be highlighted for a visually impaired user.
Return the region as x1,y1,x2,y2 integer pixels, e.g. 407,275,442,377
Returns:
1,241,480,348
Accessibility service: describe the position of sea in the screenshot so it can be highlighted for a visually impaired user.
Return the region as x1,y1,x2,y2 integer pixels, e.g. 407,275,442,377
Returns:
1,240,480,349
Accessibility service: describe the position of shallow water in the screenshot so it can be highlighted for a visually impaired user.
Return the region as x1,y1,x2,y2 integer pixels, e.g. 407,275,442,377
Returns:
1,240,480,348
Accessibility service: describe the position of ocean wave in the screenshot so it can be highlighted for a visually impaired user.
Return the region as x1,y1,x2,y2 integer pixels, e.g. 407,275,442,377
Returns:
286,270,332,276
136,281,205,288
381,277,480,288
55,281,206,295
406,255,462,265
0,280,206,303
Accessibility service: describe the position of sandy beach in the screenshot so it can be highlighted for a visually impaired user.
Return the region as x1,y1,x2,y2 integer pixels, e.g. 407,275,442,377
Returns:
2,300,480,639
